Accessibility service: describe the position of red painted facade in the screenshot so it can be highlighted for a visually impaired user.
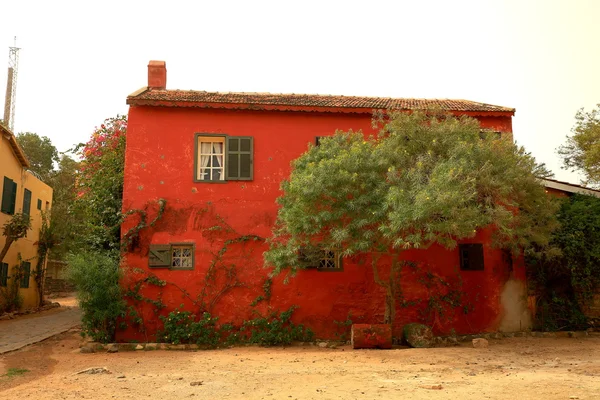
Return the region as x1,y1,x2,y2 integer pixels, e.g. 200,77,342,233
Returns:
118,64,521,342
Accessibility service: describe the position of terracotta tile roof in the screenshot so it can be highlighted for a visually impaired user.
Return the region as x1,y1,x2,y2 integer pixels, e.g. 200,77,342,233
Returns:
127,88,515,114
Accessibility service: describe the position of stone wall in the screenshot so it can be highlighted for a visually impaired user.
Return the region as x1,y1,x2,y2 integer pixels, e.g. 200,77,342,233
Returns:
44,277,75,294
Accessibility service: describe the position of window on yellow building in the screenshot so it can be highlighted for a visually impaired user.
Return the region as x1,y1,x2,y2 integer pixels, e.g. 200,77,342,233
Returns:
20,261,31,288
23,189,32,216
1,177,17,215
0,263,8,287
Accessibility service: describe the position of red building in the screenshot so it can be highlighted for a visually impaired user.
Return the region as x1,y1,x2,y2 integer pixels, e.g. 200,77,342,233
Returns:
119,61,527,342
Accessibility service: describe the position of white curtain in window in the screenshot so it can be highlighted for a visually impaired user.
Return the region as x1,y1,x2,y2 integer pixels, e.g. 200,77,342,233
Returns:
200,142,212,180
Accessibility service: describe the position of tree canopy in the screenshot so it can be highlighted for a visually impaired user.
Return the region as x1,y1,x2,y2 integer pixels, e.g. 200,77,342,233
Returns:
559,104,600,186
15,132,59,181
73,115,127,250
265,111,558,323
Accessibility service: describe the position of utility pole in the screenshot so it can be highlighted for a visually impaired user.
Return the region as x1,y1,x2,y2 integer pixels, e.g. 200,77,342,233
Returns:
3,37,21,131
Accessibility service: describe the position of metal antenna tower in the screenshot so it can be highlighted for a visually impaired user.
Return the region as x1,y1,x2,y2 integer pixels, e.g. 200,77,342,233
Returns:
3,37,20,131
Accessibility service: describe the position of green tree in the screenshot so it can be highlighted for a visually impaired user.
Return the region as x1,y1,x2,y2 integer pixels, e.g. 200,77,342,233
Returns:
265,111,558,324
47,155,80,259
15,132,59,181
527,194,600,331
73,115,127,250
558,104,600,186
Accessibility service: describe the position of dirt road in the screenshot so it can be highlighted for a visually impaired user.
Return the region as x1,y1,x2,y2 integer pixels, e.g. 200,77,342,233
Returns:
1,331,599,399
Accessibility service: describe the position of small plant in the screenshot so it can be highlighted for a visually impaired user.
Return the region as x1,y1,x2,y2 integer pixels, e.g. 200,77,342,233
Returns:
158,306,221,347
333,313,353,341
2,368,29,378
241,306,314,346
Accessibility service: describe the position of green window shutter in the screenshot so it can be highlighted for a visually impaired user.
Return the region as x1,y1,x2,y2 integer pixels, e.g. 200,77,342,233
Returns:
9,180,17,214
21,261,31,288
1,177,13,214
37,199,42,210
23,189,32,216
0,263,8,287
226,136,253,181
149,244,172,268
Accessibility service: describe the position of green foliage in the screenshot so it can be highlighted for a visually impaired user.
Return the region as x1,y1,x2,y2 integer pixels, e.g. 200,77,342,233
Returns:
553,194,600,298
0,213,32,264
2,368,29,378
156,306,313,347
158,307,221,347
1,213,31,243
47,155,80,259
0,253,26,313
34,212,56,306
528,194,600,330
266,111,556,274
333,313,354,341
250,278,273,306
559,104,600,186
73,115,127,250
240,307,314,346
266,110,558,323
67,250,126,343
15,132,58,181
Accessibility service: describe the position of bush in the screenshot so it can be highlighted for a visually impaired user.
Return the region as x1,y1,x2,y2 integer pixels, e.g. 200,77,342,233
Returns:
156,306,314,347
527,194,600,331
241,307,314,346
67,250,125,343
158,307,221,347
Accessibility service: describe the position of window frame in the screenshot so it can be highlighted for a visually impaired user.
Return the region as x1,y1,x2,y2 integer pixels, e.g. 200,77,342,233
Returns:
1,176,17,215
21,261,31,288
23,188,32,216
148,243,195,270
0,263,8,287
459,243,485,271
193,133,254,183
299,246,343,272
194,134,227,183
170,243,195,271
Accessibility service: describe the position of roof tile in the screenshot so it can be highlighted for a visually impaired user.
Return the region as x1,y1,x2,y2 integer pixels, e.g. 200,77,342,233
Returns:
127,89,514,114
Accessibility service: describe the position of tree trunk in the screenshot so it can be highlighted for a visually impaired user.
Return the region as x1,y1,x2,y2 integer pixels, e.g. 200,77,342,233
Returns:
0,237,15,264
372,253,401,325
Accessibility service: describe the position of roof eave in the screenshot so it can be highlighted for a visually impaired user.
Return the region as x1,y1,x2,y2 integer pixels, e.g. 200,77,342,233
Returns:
542,178,600,198
126,97,515,117
0,123,30,168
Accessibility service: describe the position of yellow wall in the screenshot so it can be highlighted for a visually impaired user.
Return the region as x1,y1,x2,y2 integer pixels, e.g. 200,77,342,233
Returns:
0,129,53,309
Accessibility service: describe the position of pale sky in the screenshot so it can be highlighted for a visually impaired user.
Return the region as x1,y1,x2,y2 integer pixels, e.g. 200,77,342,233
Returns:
1,0,599,183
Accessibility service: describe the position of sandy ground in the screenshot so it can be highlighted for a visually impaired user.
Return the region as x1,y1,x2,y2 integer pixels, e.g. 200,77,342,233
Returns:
1,330,599,400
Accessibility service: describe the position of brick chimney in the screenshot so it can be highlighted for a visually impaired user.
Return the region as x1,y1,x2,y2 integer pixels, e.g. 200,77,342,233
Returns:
148,60,167,90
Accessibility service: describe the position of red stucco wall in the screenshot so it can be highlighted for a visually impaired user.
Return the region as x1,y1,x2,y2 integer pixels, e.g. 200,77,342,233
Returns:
118,106,520,341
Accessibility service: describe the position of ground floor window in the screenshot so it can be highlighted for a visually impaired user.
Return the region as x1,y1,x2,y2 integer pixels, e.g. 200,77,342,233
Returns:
149,243,195,270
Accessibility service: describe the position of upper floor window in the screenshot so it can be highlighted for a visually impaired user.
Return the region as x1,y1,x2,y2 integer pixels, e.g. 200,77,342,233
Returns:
194,134,253,182
23,189,32,216
1,177,17,215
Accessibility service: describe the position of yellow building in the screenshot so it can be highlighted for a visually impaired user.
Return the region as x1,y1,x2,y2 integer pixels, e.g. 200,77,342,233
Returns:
0,123,53,309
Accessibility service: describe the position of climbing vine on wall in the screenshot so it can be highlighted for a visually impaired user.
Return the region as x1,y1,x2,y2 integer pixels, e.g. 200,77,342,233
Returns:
120,202,313,346
397,261,473,332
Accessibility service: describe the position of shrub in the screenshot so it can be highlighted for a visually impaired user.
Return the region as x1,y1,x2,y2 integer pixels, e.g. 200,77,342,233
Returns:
158,307,221,347
241,307,314,346
67,250,125,343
